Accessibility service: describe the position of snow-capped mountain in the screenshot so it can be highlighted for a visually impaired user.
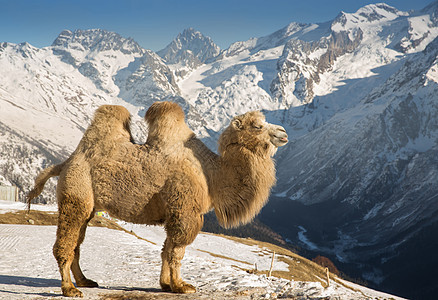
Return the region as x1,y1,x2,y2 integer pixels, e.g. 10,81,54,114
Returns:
53,29,182,106
157,28,221,78
2,2,438,299
0,29,185,202
262,34,438,297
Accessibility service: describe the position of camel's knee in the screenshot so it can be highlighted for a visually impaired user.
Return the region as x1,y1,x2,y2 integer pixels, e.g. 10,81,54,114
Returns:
165,214,203,247
55,199,94,251
53,227,79,259
53,239,75,266
169,245,185,264
76,213,94,248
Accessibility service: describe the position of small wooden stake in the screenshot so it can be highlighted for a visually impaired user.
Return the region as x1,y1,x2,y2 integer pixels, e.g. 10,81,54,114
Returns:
268,251,275,277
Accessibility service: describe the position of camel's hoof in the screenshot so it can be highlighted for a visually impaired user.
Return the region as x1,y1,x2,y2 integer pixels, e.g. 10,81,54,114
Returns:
62,286,83,297
160,282,172,292
76,278,98,288
172,283,196,294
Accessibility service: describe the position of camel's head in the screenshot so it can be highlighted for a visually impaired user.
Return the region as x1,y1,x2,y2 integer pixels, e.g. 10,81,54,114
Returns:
219,111,288,156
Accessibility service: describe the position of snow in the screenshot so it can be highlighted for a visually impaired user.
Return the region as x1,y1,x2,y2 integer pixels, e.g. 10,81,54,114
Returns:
297,226,318,251
363,202,385,220
0,39,149,156
331,4,405,33
425,58,438,83
0,201,405,299
119,222,290,274
0,200,57,213
402,14,438,53
178,46,285,132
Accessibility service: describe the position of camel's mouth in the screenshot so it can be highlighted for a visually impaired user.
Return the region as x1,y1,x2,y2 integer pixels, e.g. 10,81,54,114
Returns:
272,135,288,147
270,126,288,147
278,136,289,144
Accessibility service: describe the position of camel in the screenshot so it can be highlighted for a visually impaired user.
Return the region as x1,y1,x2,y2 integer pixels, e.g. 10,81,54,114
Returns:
27,101,288,297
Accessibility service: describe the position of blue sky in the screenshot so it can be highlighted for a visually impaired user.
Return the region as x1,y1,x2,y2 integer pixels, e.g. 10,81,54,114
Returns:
0,0,434,51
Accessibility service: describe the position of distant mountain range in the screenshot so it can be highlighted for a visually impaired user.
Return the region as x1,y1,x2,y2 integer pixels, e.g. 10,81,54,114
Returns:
1,2,438,299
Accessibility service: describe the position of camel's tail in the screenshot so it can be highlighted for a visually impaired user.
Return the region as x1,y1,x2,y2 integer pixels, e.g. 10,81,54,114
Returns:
27,162,65,211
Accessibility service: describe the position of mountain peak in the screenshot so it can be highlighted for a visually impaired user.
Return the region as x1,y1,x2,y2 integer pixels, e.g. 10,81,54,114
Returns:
180,27,203,38
332,3,406,32
157,28,220,66
356,3,403,20
51,29,143,55
52,29,73,46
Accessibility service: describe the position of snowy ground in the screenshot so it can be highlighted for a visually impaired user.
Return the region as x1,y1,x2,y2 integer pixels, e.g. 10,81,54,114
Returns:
0,201,405,299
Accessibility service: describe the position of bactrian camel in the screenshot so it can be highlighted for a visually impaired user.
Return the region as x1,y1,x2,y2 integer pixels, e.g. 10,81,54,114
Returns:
27,101,288,297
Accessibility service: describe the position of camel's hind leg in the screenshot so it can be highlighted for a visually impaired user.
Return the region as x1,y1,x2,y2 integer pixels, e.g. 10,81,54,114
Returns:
53,202,91,297
71,213,98,288
53,166,95,297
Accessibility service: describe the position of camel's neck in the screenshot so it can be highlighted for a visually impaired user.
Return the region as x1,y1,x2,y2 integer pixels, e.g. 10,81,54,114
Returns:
183,136,219,178
184,137,277,228
211,144,277,228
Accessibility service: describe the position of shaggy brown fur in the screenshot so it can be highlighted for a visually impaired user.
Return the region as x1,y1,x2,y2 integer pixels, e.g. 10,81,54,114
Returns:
27,101,288,297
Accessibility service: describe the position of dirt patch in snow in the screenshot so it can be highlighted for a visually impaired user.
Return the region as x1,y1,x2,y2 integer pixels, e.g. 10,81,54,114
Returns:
99,288,271,300
0,209,125,231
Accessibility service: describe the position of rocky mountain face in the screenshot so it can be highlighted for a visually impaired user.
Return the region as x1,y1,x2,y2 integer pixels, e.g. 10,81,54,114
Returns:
52,29,182,106
157,28,221,78
2,2,438,299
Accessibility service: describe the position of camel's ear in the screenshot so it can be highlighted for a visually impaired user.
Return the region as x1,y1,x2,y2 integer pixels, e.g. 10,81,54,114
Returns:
232,118,243,130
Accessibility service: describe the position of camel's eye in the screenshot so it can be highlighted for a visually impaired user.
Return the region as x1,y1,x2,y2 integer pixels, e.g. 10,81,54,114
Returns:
253,124,263,130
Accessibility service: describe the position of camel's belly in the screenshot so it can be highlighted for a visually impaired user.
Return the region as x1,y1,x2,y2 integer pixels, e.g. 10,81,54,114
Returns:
95,192,166,225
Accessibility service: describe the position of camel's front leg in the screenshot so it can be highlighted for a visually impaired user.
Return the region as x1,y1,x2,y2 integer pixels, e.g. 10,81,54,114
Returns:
160,238,196,293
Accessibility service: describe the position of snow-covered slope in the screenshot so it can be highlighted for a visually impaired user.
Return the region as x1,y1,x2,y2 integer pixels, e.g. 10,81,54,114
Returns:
0,201,404,299
2,2,438,299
